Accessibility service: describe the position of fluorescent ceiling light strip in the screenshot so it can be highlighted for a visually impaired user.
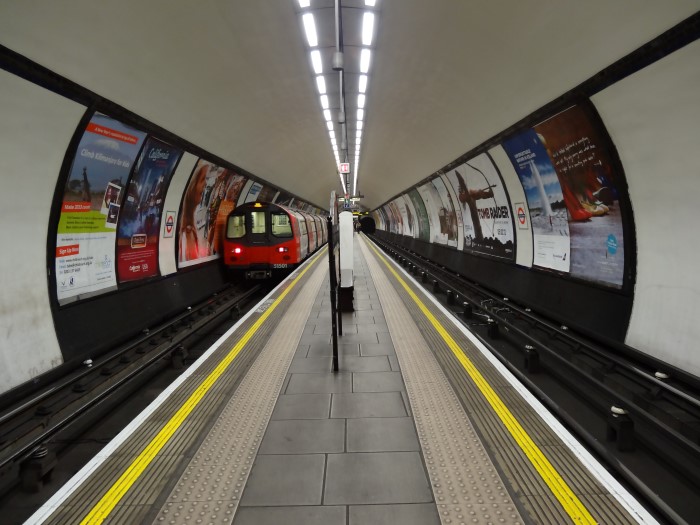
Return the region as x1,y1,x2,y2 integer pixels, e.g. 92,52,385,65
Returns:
357,121,363,131
329,131,335,139
365,0,376,6
310,50,322,74
357,108,364,121
316,75,326,94
331,138,337,146
323,109,332,121
326,121,334,131
320,94,329,109
360,49,371,73
362,12,375,46
357,130,362,140
357,94,365,108
302,13,318,47
359,75,368,93
298,0,311,7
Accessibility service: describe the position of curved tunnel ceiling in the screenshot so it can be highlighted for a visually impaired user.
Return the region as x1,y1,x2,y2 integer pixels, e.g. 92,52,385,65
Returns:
0,1,697,210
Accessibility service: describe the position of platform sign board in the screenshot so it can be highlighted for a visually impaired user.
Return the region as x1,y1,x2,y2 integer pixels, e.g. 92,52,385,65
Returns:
339,163,350,174
55,113,146,304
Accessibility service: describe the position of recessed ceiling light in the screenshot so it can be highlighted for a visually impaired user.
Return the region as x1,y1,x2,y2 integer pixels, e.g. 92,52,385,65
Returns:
362,12,375,46
357,121,363,131
358,94,365,108
365,0,376,6
316,76,326,94
320,94,329,109
324,109,332,121
329,131,335,139
302,13,318,47
326,121,334,131
359,75,368,93
298,0,311,7
360,49,371,73
357,108,364,121
310,50,322,74
357,130,363,140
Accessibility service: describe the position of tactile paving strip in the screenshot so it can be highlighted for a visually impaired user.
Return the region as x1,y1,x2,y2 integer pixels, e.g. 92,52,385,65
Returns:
152,258,328,524
359,238,525,525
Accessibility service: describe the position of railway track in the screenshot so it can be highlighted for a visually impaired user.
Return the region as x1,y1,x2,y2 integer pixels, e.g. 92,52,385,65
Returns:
0,281,268,497
371,234,700,524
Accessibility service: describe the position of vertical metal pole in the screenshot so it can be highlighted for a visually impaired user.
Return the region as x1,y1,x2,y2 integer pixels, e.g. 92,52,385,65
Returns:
327,216,339,372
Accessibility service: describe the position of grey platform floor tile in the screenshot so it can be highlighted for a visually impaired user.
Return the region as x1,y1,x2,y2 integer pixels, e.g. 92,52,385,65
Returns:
336,332,380,344
234,505,347,525
355,322,389,333
349,503,440,525
331,392,407,418
299,333,333,344
353,371,404,392
388,356,401,371
376,332,394,344
307,342,360,357
286,372,353,394
315,323,358,334
339,355,391,373
347,418,419,452
324,452,432,505
240,454,325,506
288,356,333,373
259,419,345,454
359,342,396,356
271,393,330,419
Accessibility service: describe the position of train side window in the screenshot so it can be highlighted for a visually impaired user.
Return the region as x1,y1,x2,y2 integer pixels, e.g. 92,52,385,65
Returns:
227,215,245,238
271,213,293,237
250,211,266,234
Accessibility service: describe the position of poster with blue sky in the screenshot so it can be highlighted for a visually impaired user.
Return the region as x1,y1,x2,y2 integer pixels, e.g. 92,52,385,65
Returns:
503,130,570,272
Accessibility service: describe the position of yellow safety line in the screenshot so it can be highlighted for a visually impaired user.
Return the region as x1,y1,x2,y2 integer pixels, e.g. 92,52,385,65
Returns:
80,248,327,524
368,241,596,525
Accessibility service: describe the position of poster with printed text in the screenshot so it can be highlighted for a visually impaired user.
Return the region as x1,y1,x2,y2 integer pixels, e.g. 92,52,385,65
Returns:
533,105,625,288
55,114,146,304
444,153,514,260
503,130,571,272
116,137,182,282
416,182,445,245
431,177,459,248
407,189,430,242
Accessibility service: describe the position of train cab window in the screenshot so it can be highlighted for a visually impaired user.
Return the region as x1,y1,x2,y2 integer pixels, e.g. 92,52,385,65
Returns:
227,215,245,238
271,213,293,237
250,211,266,234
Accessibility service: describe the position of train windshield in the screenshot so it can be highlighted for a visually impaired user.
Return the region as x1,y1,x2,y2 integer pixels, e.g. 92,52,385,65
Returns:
271,213,293,238
251,211,266,234
227,215,245,238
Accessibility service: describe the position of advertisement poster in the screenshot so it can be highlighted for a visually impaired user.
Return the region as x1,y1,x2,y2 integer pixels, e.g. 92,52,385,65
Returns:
407,189,430,242
257,185,277,203
416,182,444,245
431,177,459,247
117,137,182,282
395,197,415,237
276,191,294,206
55,114,146,304
178,160,247,267
244,182,263,203
444,153,515,260
440,174,465,250
503,130,571,272
533,105,625,288
386,200,403,235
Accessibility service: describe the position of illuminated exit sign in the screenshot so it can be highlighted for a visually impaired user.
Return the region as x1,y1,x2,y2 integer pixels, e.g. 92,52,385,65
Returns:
339,163,350,174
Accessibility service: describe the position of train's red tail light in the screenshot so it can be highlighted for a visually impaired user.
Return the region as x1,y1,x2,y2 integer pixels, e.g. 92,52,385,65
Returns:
233,247,242,254
277,247,288,253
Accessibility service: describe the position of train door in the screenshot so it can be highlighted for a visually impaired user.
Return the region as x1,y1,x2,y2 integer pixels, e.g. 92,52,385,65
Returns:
248,207,268,245
305,213,317,252
313,216,322,247
320,216,327,244
293,211,309,259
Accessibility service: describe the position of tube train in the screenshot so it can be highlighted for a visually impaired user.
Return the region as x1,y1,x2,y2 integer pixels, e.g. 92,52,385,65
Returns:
223,202,327,278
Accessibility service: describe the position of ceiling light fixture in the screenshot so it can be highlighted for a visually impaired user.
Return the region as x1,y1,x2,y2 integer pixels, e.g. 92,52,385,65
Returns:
362,12,375,46
320,94,329,109
302,13,318,47
359,75,368,93
357,94,365,109
298,0,311,7
316,75,326,94
360,49,371,73
310,50,322,74
357,108,364,121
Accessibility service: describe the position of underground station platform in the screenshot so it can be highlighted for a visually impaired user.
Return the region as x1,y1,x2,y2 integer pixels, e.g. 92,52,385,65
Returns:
27,234,655,525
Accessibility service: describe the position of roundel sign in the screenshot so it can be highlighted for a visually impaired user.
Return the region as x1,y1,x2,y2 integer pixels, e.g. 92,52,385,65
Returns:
164,211,175,238
515,203,528,230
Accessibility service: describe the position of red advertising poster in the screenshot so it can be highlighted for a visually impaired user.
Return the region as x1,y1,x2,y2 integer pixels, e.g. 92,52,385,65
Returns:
178,160,248,267
533,105,625,288
116,137,182,282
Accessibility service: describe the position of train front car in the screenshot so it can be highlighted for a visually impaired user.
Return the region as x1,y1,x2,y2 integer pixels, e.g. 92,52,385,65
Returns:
224,202,301,278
